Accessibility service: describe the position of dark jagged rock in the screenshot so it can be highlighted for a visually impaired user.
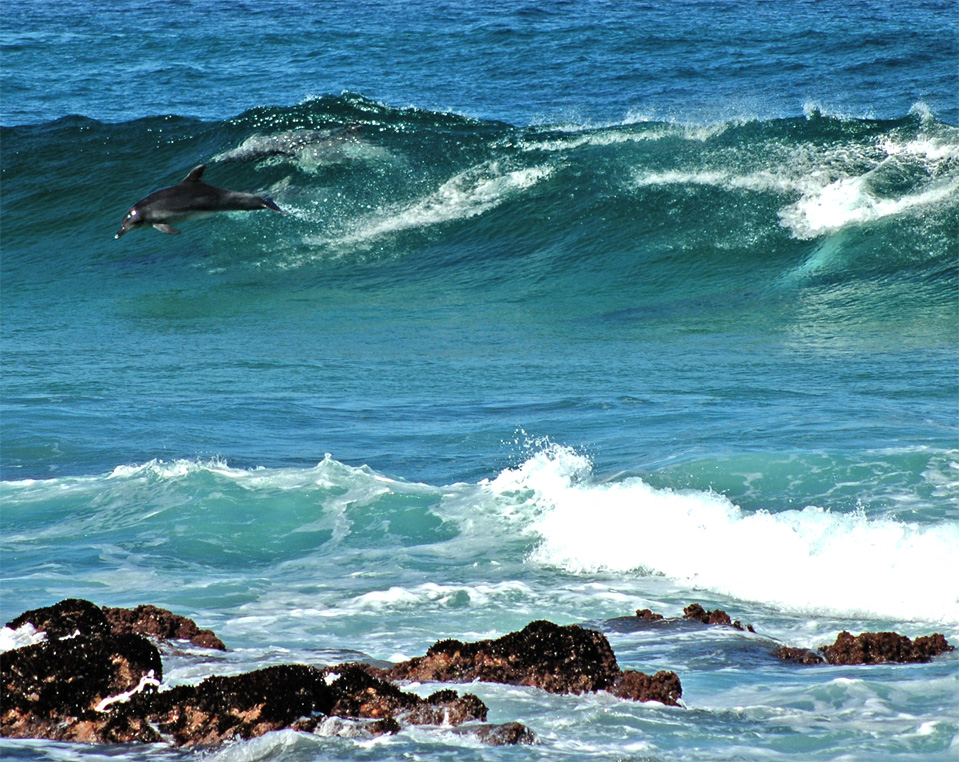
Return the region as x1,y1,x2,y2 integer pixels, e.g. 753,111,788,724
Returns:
133,664,332,747
385,620,619,694
102,604,225,651
683,603,755,633
383,619,682,706
130,663,488,747
6,599,111,640
635,608,665,621
776,631,954,665
1,633,163,742
5,598,224,650
0,641,491,747
608,669,684,706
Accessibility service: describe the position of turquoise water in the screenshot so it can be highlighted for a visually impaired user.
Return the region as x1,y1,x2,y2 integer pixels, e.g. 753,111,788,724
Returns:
2,2,958,760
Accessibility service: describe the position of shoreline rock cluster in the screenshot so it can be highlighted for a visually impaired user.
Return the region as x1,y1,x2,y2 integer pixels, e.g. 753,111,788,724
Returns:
1,598,953,750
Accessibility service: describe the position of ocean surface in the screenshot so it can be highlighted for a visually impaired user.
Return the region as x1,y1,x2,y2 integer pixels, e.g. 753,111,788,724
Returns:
2,1,957,759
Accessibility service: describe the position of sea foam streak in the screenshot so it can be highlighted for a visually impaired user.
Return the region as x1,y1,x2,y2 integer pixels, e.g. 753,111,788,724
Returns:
487,445,959,625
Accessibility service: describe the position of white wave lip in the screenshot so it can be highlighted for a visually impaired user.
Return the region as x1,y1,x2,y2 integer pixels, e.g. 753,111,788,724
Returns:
340,161,552,246
631,125,959,241
489,445,959,625
780,174,959,240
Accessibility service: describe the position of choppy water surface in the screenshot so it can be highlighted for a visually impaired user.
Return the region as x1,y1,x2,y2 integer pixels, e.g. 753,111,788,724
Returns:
2,1,957,760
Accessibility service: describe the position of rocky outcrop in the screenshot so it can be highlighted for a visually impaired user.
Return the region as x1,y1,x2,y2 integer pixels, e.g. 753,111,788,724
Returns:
381,619,683,706
5,598,224,651
102,604,225,651
131,663,489,747
0,636,498,746
776,630,955,665
0,600,538,747
634,608,665,621
1,633,164,743
683,604,755,632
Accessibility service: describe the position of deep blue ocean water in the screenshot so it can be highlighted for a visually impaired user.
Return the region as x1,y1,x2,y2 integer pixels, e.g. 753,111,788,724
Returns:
2,1,958,759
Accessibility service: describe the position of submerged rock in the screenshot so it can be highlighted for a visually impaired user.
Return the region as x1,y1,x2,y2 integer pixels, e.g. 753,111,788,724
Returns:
5,598,224,650
383,619,682,706
464,720,539,746
776,631,955,665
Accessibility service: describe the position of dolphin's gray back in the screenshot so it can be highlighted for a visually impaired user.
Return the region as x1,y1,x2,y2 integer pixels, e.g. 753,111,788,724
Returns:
138,180,278,218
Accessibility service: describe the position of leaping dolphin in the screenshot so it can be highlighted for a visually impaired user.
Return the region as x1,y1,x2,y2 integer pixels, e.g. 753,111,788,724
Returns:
115,164,286,238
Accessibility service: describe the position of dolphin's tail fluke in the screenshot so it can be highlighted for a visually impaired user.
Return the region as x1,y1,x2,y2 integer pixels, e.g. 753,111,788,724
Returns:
260,196,288,215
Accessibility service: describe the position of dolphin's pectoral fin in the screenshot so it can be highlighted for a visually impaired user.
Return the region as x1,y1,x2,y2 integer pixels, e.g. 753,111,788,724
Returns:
154,223,181,235
182,165,206,183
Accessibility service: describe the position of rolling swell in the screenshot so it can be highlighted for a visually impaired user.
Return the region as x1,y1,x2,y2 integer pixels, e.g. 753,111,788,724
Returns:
3,95,956,303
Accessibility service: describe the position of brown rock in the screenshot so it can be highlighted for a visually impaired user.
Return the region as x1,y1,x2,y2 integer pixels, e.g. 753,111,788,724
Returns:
6,599,111,640
819,631,954,665
635,609,664,621
608,669,684,706
683,603,754,632
131,663,488,747
6,599,224,650
384,620,682,706
1,633,162,742
102,604,225,650
135,664,332,747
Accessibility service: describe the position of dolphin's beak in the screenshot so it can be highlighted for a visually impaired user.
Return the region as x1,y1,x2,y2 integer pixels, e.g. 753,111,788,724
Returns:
115,228,126,239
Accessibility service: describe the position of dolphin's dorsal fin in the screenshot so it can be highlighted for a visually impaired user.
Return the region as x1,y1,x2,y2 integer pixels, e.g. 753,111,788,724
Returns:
182,165,206,183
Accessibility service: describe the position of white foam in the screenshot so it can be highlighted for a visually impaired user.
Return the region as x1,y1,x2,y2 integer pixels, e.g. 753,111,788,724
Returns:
346,581,535,611
94,670,161,712
0,623,46,653
629,122,959,241
780,174,959,240
489,445,959,625
337,161,552,247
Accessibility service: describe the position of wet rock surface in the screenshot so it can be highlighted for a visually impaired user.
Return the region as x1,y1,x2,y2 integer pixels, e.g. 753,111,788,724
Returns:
0,600,533,747
683,603,755,632
10,598,949,750
1,632,163,743
776,630,955,665
102,604,226,651
382,619,683,706
5,598,224,650
635,608,665,621
6,599,112,640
